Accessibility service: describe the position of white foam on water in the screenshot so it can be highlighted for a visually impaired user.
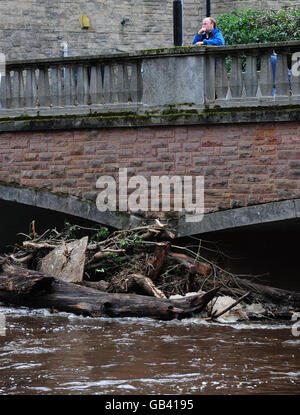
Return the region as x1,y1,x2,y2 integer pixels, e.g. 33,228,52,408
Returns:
58,379,129,390
13,363,42,370
0,305,293,331
116,384,137,390
282,339,300,347
270,371,300,377
164,317,291,330
25,386,52,392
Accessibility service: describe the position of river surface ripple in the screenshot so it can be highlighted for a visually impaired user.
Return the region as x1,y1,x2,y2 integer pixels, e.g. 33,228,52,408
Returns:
0,305,299,395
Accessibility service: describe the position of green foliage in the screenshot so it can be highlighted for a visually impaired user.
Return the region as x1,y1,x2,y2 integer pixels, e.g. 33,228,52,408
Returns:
132,234,142,248
64,221,80,238
90,227,110,243
217,6,300,45
64,222,110,242
94,252,126,277
95,267,105,274
119,239,130,249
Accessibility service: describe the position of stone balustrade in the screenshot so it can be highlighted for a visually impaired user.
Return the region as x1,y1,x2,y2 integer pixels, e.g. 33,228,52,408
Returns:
0,41,299,118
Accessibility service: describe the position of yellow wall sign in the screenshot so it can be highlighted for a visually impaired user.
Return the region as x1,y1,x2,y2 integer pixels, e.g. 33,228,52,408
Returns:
80,14,90,29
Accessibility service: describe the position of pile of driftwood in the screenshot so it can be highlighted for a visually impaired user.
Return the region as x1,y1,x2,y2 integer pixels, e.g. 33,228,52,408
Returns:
0,220,299,321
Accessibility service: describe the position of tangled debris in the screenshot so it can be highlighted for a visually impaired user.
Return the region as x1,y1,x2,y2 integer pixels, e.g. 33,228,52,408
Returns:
1,220,300,321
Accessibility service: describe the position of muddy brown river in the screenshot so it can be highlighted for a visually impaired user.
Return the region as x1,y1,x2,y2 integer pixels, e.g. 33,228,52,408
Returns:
0,305,299,395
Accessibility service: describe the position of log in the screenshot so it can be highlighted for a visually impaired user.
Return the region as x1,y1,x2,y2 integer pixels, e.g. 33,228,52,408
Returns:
110,273,167,299
9,253,33,264
0,264,220,320
243,280,300,308
92,248,126,261
22,241,57,250
167,287,221,315
169,252,212,277
129,274,166,298
148,242,170,281
79,280,108,292
217,276,300,309
0,264,54,295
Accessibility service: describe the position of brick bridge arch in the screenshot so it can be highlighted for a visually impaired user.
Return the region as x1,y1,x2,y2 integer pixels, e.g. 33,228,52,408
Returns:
1,120,300,236
1,182,300,237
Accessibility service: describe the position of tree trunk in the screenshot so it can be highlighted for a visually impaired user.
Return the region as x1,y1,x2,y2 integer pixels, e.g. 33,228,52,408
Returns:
0,263,220,320
239,280,300,308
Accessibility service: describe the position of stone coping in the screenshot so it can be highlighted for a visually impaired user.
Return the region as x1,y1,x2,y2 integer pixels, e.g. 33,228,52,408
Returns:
5,41,300,67
0,104,299,132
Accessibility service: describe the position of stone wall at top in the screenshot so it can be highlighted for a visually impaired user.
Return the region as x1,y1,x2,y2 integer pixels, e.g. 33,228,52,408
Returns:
210,0,299,19
1,0,298,60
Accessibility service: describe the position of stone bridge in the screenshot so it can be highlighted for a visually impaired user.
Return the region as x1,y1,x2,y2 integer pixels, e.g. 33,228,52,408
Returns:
0,42,300,237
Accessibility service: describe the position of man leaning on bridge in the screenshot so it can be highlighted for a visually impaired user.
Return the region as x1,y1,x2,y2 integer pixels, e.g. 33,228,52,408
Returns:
192,17,225,46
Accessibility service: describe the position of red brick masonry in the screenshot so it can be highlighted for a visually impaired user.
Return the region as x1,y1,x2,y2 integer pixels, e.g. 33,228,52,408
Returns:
1,121,300,214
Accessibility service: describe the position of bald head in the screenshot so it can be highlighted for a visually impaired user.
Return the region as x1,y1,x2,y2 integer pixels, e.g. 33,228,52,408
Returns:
202,17,216,32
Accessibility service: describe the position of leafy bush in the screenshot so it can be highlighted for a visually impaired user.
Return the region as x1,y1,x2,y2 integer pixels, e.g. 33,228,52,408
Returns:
216,6,300,45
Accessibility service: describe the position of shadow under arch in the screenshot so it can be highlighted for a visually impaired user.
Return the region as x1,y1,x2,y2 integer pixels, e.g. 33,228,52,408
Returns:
1,181,300,238
0,182,143,232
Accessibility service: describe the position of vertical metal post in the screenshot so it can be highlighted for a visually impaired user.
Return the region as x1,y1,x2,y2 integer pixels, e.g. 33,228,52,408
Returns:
173,0,183,46
206,0,211,17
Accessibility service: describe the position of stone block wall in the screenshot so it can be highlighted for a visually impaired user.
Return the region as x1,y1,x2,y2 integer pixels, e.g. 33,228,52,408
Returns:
1,122,300,215
210,0,298,19
1,0,298,60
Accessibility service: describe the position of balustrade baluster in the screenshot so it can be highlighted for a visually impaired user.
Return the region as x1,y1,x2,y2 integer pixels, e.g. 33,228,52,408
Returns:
111,64,119,103
0,74,5,108
25,68,37,109
259,53,273,97
76,64,89,105
63,65,75,106
215,56,228,99
129,62,142,103
0,71,12,109
275,52,289,96
136,61,143,102
244,54,258,97
103,64,113,103
117,63,129,103
84,65,90,105
37,66,50,107
90,64,103,105
50,65,63,107
205,55,216,101
123,63,130,103
12,70,19,109
89,65,97,104
116,63,124,103
229,55,243,98
12,69,25,109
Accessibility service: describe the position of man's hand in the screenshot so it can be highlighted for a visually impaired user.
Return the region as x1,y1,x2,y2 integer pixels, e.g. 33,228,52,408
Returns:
195,41,204,46
198,27,206,35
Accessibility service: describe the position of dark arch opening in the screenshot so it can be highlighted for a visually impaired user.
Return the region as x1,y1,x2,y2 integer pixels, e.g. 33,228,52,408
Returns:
178,218,300,292
0,199,102,251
